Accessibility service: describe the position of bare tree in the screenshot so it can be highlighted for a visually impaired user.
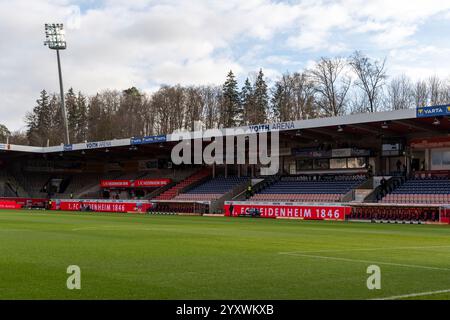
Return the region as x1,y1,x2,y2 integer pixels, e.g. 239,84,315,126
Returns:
140,94,155,136
201,85,222,129
291,72,316,119
271,72,316,121
309,57,351,116
8,130,28,145
385,75,414,110
348,51,387,113
428,75,448,106
185,86,204,131
413,79,428,107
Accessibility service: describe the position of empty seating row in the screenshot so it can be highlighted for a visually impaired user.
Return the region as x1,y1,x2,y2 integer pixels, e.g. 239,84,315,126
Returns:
251,193,342,202
380,178,450,204
391,179,450,195
381,194,450,204
249,175,365,202
185,176,248,194
173,193,224,201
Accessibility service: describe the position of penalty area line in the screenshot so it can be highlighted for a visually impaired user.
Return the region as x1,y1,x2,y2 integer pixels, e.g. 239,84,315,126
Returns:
279,245,450,255
371,288,450,300
279,252,450,271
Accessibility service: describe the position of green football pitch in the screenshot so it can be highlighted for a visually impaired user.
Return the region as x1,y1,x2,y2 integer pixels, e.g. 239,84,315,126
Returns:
0,210,449,300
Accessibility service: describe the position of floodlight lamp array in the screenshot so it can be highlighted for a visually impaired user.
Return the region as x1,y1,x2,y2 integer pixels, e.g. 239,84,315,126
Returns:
44,23,67,50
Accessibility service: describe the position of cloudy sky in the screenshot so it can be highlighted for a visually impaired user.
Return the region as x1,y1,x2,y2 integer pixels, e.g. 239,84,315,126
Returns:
2,0,450,131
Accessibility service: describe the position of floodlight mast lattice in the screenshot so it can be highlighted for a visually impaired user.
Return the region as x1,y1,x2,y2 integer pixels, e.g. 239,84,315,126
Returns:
44,23,70,145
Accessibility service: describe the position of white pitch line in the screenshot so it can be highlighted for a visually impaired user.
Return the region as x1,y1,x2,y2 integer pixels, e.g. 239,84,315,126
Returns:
71,226,153,231
280,245,450,255
280,252,450,271
371,289,450,300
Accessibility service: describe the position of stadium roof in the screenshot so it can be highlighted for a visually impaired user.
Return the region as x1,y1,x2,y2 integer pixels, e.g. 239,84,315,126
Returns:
1,105,449,155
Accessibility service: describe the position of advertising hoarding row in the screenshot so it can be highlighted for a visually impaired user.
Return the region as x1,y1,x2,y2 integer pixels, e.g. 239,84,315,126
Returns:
224,201,350,220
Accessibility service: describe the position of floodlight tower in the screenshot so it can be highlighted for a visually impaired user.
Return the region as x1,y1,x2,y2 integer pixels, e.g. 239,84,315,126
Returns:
44,23,70,145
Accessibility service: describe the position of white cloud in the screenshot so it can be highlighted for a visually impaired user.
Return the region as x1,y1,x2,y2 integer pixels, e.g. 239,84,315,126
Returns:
2,0,450,131
0,0,304,130
388,46,450,80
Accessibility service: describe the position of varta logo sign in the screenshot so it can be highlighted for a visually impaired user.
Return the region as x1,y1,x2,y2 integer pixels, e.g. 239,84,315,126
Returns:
423,107,444,114
416,104,450,117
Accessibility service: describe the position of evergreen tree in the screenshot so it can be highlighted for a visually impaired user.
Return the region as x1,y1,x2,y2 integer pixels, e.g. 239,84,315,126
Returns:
48,94,64,145
76,91,88,142
252,69,268,124
0,124,10,142
240,78,254,125
66,88,77,142
25,90,49,146
87,94,103,141
221,70,241,127
271,81,286,122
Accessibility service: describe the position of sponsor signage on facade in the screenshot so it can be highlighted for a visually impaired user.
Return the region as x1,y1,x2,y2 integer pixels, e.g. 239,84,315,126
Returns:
130,135,167,145
86,140,113,149
292,148,332,158
292,148,369,158
248,121,295,133
100,179,171,188
100,180,131,188
416,104,450,118
134,178,171,187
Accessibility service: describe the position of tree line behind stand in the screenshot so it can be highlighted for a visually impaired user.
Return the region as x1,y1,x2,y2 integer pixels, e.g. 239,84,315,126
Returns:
2,51,450,146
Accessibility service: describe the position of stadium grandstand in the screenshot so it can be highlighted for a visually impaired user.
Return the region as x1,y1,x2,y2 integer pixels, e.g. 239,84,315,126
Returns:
1,105,450,224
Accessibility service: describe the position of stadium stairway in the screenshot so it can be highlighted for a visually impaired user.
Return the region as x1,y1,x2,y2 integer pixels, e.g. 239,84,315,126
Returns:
154,168,211,200
232,176,279,201
2,171,30,198
208,177,250,213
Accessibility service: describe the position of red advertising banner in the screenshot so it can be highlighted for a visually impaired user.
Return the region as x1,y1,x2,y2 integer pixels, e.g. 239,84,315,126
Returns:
0,198,47,207
134,178,171,187
100,179,171,188
100,180,131,188
51,200,152,213
441,208,450,224
0,200,22,209
224,202,350,221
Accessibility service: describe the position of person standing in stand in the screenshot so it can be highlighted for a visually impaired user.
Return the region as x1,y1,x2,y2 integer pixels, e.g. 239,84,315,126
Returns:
229,203,234,217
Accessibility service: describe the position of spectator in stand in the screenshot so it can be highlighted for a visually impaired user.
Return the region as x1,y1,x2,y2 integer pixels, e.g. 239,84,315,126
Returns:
420,160,426,171
366,164,373,178
246,185,253,199
396,159,402,172
229,203,234,217
380,177,387,195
